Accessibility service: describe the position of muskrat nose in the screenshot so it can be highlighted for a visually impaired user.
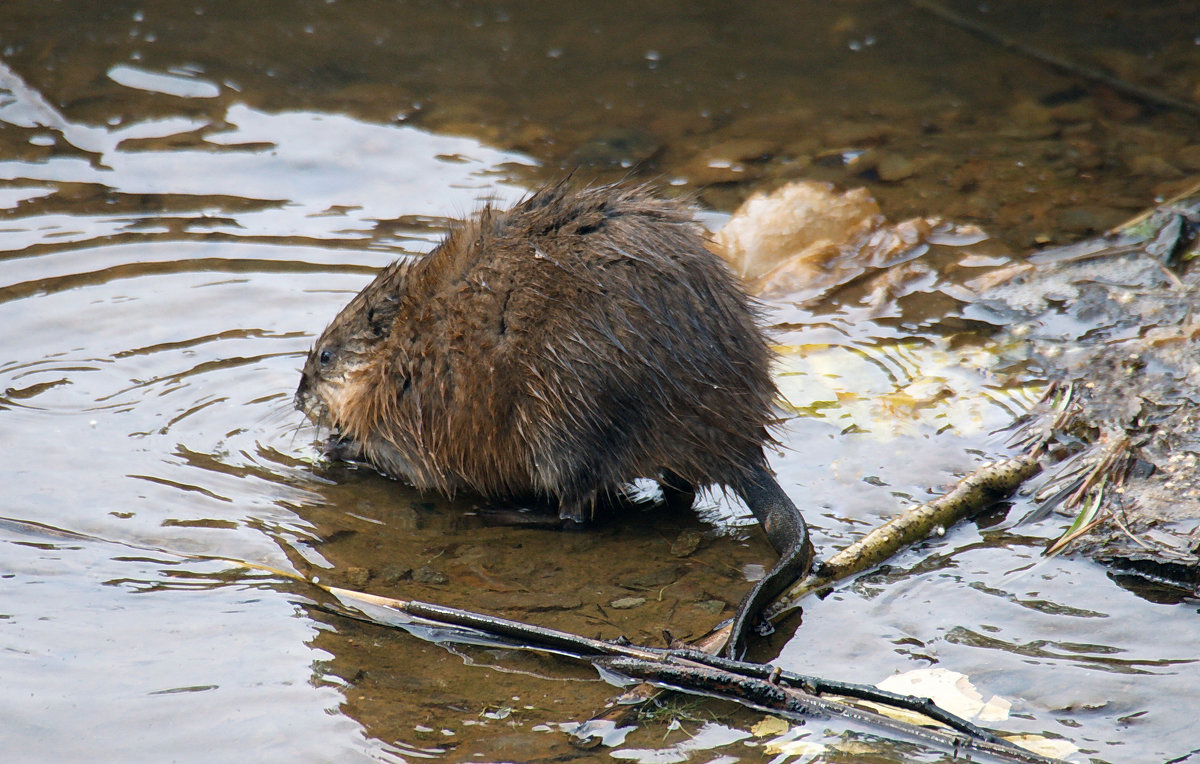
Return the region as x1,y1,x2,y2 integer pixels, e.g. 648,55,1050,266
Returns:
293,377,309,411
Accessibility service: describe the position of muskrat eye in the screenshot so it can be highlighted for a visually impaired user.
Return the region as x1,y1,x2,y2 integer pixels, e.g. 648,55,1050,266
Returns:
318,348,334,366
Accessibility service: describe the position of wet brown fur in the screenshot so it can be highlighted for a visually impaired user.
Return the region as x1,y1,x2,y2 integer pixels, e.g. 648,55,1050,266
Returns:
296,180,780,523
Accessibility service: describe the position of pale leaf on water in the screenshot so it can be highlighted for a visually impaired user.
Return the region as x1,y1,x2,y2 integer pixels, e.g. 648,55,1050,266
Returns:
761,738,825,759
749,715,790,737
1003,734,1079,759
873,668,1011,723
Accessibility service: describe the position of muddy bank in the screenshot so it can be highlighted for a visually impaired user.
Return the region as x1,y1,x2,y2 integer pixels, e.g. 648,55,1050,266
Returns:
974,195,1200,587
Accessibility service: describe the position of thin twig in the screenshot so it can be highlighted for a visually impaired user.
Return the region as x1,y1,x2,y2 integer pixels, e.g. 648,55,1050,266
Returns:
765,454,1041,621
910,0,1200,119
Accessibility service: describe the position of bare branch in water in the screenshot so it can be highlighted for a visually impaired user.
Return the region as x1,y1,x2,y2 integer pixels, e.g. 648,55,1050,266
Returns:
311,585,1054,764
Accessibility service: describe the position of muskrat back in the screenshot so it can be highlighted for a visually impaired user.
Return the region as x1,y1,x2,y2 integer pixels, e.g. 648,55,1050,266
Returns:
296,180,813,656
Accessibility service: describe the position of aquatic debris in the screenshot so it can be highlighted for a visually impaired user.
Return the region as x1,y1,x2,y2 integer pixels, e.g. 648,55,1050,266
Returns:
714,179,976,302
982,193,1200,583
872,668,1011,724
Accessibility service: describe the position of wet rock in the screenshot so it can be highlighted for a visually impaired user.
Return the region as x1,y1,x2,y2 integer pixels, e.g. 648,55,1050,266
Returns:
413,565,449,585
822,120,893,146
682,156,756,185
1115,125,1189,159
724,108,815,143
380,564,413,585
1056,205,1126,234
485,733,561,756
617,567,682,589
1128,154,1183,179
1065,138,1105,171
570,126,662,168
694,599,728,615
682,139,774,185
876,153,916,182
1049,101,1097,124
609,596,646,610
999,122,1060,141
344,566,372,588
1008,99,1054,127
1176,145,1200,173
1060,121,1094,137
474,591,582,612
392,504,423,531
1001,100,1059,139
669,529,703,557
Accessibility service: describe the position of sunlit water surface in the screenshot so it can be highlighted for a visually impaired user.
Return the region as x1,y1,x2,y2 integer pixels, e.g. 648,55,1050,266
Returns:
3,3,1200,763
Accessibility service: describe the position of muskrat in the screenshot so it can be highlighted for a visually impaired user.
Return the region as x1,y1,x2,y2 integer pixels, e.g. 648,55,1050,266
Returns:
295,180,813,656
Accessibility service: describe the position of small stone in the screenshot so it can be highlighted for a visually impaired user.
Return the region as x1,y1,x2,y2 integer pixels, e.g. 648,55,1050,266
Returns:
344,566,371,588
1128,154,1183,178
1056,206,1126,234
695,599,727,614
1049,101,1097,124
380,564,412,585
876,153,916,182
1066,138,1104,170
617,567,682,588
682,156,753,185
609,596,646,610
822,120,893,146
1007,99,1053,128
669,529,703,557
474,591,583,612
1176,145,1200,172
571,127,662,168
703,137,777,162
682,139,775,184
413,565,449,585
392,505,423,532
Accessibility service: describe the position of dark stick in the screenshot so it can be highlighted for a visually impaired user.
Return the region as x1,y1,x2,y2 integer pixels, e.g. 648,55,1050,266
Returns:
317,587,1050,763
599,656,1058,764
662,648,1012,748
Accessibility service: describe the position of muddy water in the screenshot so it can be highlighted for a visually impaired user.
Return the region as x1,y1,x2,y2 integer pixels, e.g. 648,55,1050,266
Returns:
2,2,1199,762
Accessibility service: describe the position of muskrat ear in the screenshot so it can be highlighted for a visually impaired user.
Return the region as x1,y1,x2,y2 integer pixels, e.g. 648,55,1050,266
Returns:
366,295,400,338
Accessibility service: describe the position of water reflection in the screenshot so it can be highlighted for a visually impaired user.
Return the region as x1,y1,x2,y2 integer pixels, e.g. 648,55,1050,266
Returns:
0,51,540,759
2,58,530,247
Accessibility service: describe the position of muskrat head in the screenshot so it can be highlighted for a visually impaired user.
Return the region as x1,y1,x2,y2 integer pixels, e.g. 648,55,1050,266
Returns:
294,258,413,440
294,320,377,435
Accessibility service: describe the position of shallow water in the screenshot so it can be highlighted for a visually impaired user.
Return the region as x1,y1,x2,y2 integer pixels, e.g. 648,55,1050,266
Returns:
2,2,1199,762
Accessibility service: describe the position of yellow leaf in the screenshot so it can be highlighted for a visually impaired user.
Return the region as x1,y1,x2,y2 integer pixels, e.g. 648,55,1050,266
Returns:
1005,734,1079,759
762,739,825,757
750,715,791,738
